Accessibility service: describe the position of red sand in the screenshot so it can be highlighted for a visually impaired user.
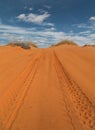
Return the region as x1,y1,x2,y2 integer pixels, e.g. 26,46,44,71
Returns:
0,45,95,130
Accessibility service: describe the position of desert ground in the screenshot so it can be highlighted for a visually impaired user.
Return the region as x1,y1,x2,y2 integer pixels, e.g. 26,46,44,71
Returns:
0,44,95,130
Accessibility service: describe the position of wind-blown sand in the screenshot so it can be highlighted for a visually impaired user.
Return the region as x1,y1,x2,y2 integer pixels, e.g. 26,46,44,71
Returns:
0,45,95,130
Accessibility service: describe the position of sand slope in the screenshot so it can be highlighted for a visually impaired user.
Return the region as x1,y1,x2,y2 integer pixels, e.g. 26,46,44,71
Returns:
0,45,95,130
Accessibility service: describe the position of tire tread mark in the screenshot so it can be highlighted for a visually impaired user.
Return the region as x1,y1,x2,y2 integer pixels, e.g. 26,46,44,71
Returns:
4,55,41,130
53,50,95,129
0,52,42,130
51,50,76,130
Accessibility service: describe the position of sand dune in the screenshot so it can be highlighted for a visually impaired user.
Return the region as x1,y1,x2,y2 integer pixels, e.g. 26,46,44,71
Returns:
0,45,95,130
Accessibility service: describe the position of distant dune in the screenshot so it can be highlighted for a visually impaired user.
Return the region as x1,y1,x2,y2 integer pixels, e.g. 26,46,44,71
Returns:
51,40,77,47
7,41,38,49
0,44,95,130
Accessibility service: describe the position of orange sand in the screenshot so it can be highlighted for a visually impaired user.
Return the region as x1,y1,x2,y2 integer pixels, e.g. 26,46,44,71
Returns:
0,45,95,130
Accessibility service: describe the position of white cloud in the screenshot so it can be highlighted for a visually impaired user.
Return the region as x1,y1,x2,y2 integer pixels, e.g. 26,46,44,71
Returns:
44,5,51,9
29,8,33,11
42,22,55,27
45,27,56,31
0,24,35,34
17,14,25,20
0,23,95,47
78,31,91,35
45,23,54,26
17,12,50,24
89,16,95,21
76,23,87,28
74,18,95,31
24,6,27,9
38,9,46,13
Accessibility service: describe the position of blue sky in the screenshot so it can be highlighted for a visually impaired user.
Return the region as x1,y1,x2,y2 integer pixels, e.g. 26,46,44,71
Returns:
0,0,95,47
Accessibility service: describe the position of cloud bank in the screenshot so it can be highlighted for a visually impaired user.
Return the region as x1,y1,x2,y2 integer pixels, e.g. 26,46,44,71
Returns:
0,16,95,47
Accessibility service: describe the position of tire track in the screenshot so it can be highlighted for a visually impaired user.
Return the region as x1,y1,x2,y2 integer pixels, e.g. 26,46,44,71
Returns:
0,52,36,89
49,49,76,130
3,53,42,130
53,50,95,129
0,51,42,130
